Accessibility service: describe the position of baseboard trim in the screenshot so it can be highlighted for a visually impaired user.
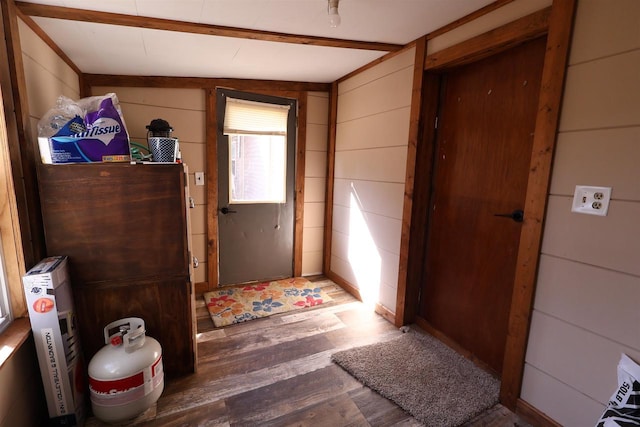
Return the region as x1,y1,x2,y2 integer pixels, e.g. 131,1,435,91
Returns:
516,398,561,427
325,271,362,300
374,303,395,324
325,271,396,324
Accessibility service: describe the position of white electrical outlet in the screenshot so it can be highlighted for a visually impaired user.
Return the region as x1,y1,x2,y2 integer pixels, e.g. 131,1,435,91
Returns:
571,185,612,216
195,172,205,186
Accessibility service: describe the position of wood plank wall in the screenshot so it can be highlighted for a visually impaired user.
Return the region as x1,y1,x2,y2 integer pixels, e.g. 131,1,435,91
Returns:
520,1,640,425
327,47,415,314
303,92,330,275
5,15,80,315
0,14,72,425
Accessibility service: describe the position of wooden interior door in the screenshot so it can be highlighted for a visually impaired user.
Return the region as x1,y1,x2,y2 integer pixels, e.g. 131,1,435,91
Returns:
419,37,546,374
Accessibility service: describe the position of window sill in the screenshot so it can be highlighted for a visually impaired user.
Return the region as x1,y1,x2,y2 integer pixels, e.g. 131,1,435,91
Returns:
0,317,31,369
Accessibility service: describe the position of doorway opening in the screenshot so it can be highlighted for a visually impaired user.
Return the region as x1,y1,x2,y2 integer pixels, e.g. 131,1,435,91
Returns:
413,37,547,375
215,89,297,286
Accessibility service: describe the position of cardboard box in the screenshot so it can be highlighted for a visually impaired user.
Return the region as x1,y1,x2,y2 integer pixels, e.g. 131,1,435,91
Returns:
23,256,86,426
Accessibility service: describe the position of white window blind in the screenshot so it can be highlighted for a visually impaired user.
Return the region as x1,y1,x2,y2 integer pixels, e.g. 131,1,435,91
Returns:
223,97,290,136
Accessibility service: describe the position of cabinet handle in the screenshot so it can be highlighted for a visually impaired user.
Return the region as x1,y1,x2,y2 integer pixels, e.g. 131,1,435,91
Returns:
192,256,199,268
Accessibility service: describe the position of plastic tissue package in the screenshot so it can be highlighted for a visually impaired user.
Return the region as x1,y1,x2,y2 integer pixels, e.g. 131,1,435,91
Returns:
38,93,130,163
596,354,640,426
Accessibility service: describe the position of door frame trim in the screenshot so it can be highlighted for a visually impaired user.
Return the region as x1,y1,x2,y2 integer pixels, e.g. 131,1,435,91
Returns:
205,88,307,290
396,1,577,410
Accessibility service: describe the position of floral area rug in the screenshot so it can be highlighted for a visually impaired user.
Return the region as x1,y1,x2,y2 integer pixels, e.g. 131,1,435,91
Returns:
204,277,332,328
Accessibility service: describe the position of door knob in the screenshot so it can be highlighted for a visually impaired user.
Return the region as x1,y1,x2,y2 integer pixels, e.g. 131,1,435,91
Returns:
219,207,237,215
494,209,524,223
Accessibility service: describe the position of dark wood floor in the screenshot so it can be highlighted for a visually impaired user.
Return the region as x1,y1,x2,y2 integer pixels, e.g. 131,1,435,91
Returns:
86,278,531,426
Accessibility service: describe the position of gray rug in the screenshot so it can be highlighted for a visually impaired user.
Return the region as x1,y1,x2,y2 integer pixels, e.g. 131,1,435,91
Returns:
331,329,500,427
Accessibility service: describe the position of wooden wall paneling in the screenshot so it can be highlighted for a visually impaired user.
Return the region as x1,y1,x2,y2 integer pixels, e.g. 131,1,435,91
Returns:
205,89,218,292
16,2,402,52
84,74,331,93
394,36,427,327
337,42,416,84
534,254,640,348
525,310,640,407
567,0,640,65
541,197,640,276
336,68,413,123
425,7,551,71
1,0,43,269
558,52,640,132
0,6,28,316
550,128,640,199
501,0,577,409
330,49,413,313
520,362,606,426
294,92,307,277
334,147,407,183
322,82,338,276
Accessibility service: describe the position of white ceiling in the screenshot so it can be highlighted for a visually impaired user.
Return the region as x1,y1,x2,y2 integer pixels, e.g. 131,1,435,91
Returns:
22,0,496,83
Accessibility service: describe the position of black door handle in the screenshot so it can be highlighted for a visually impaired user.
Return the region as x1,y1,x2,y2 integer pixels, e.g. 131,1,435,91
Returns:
219,207,237,215
494,209,524,223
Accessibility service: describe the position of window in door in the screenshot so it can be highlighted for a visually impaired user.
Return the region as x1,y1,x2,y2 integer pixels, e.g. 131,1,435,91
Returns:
224,97,290,204
229,134,286,203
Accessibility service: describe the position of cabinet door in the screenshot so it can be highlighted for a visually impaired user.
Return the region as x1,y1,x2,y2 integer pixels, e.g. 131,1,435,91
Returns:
38,163,190,284
73,277,194,377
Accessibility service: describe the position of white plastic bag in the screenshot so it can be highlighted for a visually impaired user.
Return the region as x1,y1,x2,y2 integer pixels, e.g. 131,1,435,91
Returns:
37,93,130,163
596,354,640,426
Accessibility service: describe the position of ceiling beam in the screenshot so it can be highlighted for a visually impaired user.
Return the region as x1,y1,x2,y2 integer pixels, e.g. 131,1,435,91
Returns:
16,2,403,52
83,74,332,92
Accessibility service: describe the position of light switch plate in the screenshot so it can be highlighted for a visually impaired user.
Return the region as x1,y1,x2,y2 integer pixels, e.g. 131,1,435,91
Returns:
571,185,612,216
195,172,205,186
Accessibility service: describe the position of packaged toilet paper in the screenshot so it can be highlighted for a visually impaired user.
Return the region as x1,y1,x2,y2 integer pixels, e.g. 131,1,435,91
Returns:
38,93,130,163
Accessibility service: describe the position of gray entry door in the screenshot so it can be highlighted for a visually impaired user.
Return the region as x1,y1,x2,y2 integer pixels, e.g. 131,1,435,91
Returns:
216,89,296,286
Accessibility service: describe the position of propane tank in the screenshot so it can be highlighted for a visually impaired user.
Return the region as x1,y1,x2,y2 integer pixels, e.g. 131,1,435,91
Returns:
88,317,164,423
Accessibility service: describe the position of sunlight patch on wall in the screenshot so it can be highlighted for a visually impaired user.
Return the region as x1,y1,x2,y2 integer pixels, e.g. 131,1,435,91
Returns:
0,344,15,367
347,183,381,308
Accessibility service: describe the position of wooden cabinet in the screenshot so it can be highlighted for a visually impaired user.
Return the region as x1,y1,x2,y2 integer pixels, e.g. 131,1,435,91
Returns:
37,163,196,377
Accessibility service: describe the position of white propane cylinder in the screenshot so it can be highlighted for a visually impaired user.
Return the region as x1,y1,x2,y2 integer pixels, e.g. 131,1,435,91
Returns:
88,317,164,423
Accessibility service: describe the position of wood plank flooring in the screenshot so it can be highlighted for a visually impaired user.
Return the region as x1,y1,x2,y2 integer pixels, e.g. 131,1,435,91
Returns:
85,278,531,426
